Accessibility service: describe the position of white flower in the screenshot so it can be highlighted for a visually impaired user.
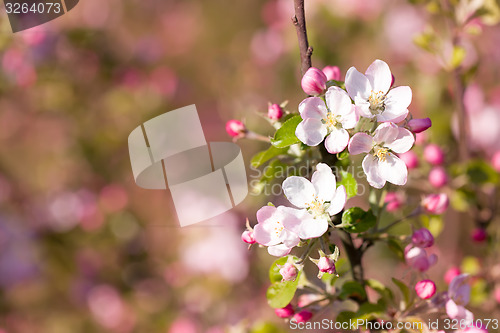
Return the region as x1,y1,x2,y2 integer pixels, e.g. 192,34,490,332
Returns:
345,59,411,122
348,122,415,188
253,205,302,257
281,163,347,239
295,87,358,154
446,274,474,325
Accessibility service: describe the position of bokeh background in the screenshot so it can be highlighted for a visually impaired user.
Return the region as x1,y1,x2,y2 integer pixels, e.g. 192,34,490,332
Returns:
0,0,499,332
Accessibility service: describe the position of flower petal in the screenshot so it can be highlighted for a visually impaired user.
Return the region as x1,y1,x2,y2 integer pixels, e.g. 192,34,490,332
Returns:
256,205,276,223
373,122,399,144
325,86,353,116
362,154,386,189
282,208,310,235
348,133,373,155
345,67,371,101
327,185,347,216
339,105,358,129
384,127,415,153
384,86,412,117
298,97,328,119
297,217,329,239
377,108,409,123
378,153,408,186
282,176,316,208
324,128,349,154
268,244,292,257
280,229,300,248
295,118,327,146
311,163,336,202
365,59,392,94
355,101,373,118
254,223,279,246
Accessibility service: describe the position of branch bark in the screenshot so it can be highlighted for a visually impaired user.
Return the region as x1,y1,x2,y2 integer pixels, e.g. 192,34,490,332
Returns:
292,0,313,76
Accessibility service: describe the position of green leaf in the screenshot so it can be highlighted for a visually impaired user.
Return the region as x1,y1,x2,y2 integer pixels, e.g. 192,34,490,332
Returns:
251,146,289,168
326,80,345,89
342,208,376,233
336,311,356,324
260,159,288,185
271,115,302,148
387,239,405,261
338,171,358,199
250,322,284,333
339,281,367,301
355,302,386,321
266,273,301,308
392,278,411,309
269,257,289,283
366,279,394,302
465,160,499,184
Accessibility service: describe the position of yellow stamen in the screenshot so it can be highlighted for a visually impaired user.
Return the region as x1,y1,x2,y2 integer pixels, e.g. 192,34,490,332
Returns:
375,147,389,162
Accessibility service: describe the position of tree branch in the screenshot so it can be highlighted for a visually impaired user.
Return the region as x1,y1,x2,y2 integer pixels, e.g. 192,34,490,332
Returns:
292,0,313,76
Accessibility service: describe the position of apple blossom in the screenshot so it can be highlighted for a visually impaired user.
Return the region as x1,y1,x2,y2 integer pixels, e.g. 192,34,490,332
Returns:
398,151,419,169
322,65,341,81
310,249,339,278
429,167,448,188
412,228,434,248
348,122,415,188
241,230,256,244
301,67,327,96
253,205,302,256
268,103,284,121
275,304,294,318
279,262,298,281
225,120,247,138
384,192,403,212
405,245,437,272
422,193,449,214
408,118,432,133
345,59,411,122
445,267,462,284
282,163,347,238
446,274,473,325
292,310,313,323
415,279,436,299
424,144,445,165
295,87,357,153
471,228,487,242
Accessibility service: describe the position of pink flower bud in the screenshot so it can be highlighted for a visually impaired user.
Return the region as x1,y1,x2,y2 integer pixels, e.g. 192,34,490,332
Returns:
428,167,448,188
415,132,427,145
398,151,419,170
491,151,500,172
384,192,403,212
405,246,437,272
471,228,487,242
279,263,298,281
444,267,461,284
317,256,336,274
274,303,294,318
412,228,434,248
322,65,341,81
422,193,449,214
408,118,432,133
415,279,436,299
424,144,445,166
225,120,246,138
301,67,327,96
241,230,256,244
391,74,395,88
292,310,313,323
268,103,284,121
494,286,500,304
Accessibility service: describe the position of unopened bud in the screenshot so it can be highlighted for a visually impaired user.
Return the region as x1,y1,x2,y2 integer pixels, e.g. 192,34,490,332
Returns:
422,193,449,214
412,228,434,248
415,279,436,299
292,310,313,324
268,103,284,121
471,228,487,243
301,67,327,96
408,118,432,133
241,230,256,244
317,256,336,274
492,151,500,172
398,151,419,170
279,263,298,282
225,120,247,138
428,167,448,188
322,65,341,81
275,303,294,318
424,144,445,166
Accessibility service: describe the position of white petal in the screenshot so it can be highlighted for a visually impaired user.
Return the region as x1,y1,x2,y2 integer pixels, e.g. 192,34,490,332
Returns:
362,155,386,189
345,67,371,101
378,153,408,186
297,217,329,239
384,86,412,117
280,229,300,248
373,122,399,144
377,108,409,123
254,223,279,246
325,86,353,116
339,105,358,129
268,244,292,257
327,185,347,216
348,133,373,155
365,59,392,94
256,205,276,223
298,97,328,119
384,127,415,153
324,128,349,154
282,208,310,235
311,163,336,202
282,176,316,208
295,118,327,146
355,101,373,118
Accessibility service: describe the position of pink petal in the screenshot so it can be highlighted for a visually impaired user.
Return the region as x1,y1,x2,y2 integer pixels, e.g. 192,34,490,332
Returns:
325,86,353,116
298,97,328,119
280,229,300,248
324,128,349,154
348,133,373,155
384,86,412,117
311,163,336,202
365,59,392,94
339,105,358,129
345,67,371,101
295,118,327,146
297,217,329,239
354,101,373,118
377,153,408,186
373,122,399,144
384,127,415,153
377,108,409,123
268,244,292,257
282,176,315,208
254,223,279,246
362,155,386,189
327,185,347,216
256,205,276,223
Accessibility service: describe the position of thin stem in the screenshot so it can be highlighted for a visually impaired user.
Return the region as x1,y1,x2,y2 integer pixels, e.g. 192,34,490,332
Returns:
378,208,422,233
292,0,312,76
296,239,317,264
340,231,366,290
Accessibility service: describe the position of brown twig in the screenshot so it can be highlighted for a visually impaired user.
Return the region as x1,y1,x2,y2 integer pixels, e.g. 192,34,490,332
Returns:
292,0,313,76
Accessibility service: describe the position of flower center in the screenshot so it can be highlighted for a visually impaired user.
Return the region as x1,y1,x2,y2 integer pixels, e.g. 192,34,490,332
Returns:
274,221,284,236
306,197,326,218
374,146,389,162
368,90,386,114
322,112,340,131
